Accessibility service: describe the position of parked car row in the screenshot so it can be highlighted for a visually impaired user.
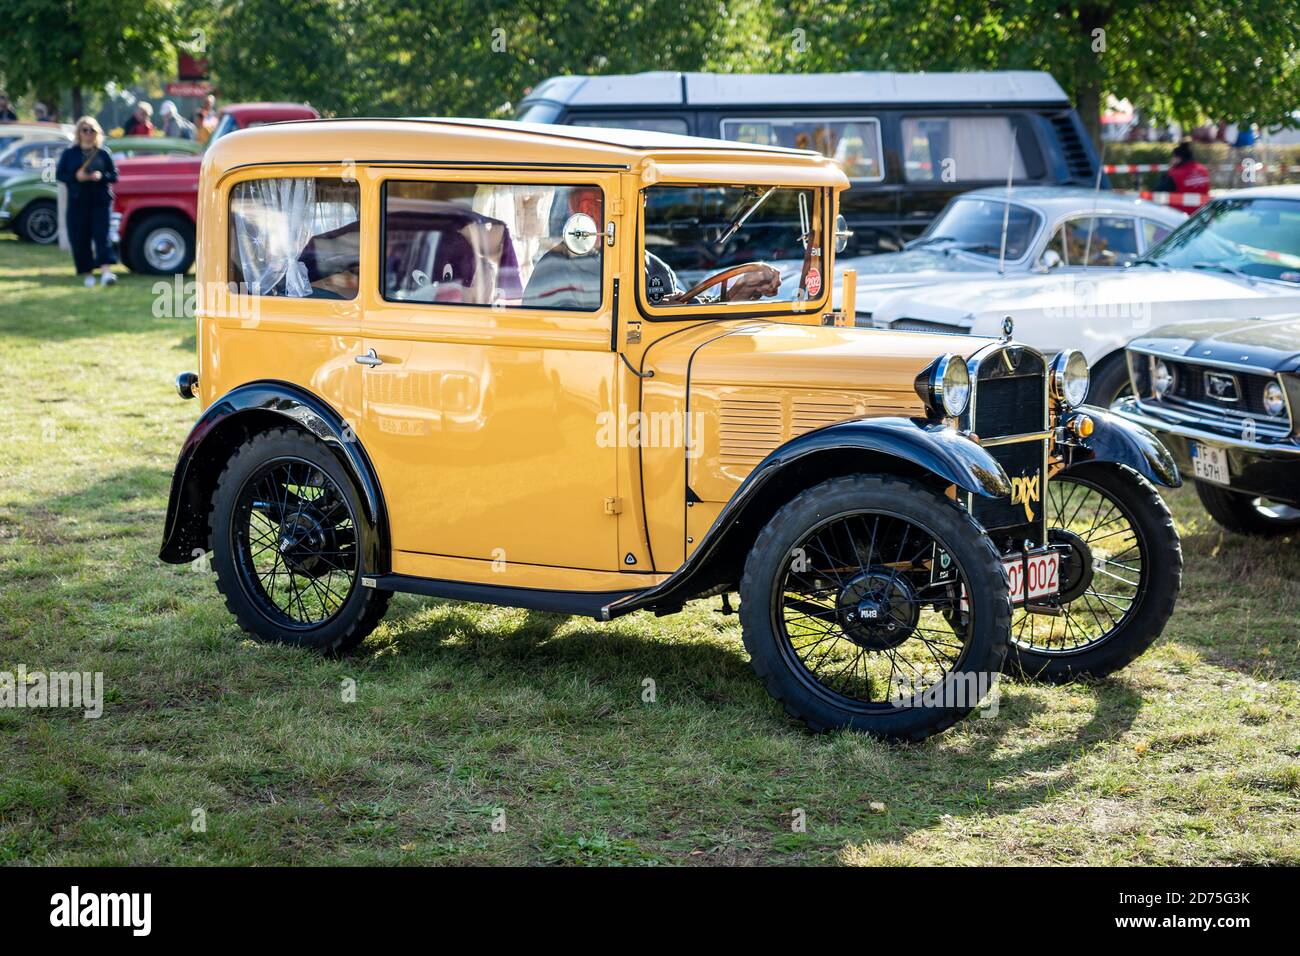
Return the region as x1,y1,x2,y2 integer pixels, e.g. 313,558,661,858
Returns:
0,136,200,244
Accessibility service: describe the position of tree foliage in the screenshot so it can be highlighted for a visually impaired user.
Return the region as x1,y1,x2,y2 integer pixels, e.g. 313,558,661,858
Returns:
0,0,177,113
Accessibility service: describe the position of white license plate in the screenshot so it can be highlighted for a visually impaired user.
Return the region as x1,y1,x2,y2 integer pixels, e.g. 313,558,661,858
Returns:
1190,441,1230,485
1004,551,1060,605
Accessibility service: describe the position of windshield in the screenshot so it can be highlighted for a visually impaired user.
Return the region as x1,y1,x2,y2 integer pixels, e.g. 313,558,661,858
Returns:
918,197,1042,260
642,184,826,309
1147,198,1300,283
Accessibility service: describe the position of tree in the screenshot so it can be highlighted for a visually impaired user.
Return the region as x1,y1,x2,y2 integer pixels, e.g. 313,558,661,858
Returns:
769,1,1300,149
0,0,178,118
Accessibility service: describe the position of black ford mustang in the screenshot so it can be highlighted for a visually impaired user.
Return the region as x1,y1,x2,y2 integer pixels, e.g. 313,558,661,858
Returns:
1114,315,1300,536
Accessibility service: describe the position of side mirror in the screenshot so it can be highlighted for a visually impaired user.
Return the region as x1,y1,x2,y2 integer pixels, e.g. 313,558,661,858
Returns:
1038,249,1063,271
834,213,853,254
562,213,600,256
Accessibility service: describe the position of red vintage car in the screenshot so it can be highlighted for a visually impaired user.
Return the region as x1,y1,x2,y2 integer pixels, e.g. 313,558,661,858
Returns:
112,102,319,274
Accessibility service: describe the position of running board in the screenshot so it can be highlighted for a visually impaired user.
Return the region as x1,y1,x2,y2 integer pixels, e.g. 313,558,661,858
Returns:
363,574,643,620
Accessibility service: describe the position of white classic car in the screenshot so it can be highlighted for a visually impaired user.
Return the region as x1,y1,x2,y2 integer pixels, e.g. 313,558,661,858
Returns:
839,185,1186,310
862,185,1300,405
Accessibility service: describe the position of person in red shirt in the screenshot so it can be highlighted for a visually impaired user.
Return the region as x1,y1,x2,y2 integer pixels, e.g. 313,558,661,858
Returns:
1155,140,1211,214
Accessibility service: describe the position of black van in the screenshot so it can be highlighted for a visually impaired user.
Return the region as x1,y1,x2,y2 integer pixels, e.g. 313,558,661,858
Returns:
516,71,1103,259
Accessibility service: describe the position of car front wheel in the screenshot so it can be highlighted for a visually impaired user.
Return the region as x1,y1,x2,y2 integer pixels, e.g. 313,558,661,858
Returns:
1194,480,1300,537
1005,463,1181,682
209,428,390,653
739,474,1011,741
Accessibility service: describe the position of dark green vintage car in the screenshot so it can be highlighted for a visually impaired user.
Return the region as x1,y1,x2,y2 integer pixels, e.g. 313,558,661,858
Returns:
0,136,201,244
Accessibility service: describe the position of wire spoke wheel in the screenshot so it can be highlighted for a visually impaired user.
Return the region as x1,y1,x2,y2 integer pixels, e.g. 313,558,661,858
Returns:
231,458,358,628
1011,473,1144,655
775,510,974,711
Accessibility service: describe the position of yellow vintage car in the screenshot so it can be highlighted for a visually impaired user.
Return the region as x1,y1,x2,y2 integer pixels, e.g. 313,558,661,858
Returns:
160,118,1183,740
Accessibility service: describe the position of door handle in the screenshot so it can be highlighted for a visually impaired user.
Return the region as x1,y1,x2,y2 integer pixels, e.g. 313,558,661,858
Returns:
355,348,384,367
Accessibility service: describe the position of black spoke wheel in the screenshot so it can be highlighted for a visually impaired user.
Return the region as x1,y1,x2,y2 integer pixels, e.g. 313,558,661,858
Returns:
210,428,390,653
740,475,1010,741
1006,463,1181,682
233,458,358,627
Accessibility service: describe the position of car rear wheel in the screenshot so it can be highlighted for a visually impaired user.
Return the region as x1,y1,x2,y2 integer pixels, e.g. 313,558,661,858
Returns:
1005,463,1181,682
14,200,58,244
739,475,1010,741
127,212,195,275
209,428,390,653
1194,480,1300,537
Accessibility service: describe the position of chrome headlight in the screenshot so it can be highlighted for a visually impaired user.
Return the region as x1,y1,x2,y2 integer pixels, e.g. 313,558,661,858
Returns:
1050,349,1090,407
1263,380,1286,417
915,353,971,418
1152,359,1175,399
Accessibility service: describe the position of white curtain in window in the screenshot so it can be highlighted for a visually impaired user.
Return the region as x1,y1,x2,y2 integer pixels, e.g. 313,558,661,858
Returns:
232,177,317,297
948,117,1026,180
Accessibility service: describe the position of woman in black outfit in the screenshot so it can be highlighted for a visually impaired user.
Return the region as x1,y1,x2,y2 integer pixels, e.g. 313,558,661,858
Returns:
56,116,118,287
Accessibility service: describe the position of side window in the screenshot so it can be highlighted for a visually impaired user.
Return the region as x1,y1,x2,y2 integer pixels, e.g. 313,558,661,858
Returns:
1143,219,1173,248
570,116,688,135
720,117,883,182
1061,216,1140,267
901,115,1028,183
1044,225,1068,264
229,177,360,299
382,181,603,311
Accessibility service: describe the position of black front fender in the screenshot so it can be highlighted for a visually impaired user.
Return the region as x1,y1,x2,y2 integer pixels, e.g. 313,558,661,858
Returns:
1063,405,1181,487
604,417,1009,618
158,381,388,571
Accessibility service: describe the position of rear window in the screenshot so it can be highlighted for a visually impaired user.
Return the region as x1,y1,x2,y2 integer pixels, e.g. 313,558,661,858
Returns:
721,117,883,181
901,116,1028,183
228,177,360,299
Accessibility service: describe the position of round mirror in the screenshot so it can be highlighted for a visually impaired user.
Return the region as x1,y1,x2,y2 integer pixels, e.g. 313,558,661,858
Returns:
562,213,600,256
834,214,853,254
1039,249,1063,271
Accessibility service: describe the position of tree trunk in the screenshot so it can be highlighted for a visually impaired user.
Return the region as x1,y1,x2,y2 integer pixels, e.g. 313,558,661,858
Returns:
71,86,84,120
1077,80,1103,156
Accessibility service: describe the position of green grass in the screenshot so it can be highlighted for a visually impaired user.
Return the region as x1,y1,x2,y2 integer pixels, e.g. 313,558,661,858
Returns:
1,233,1297,866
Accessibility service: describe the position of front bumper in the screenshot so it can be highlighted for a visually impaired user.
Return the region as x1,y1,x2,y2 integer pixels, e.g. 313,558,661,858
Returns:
1112,397,1300,503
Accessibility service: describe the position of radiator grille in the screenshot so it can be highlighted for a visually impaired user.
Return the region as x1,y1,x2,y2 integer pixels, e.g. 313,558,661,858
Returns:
972,373,1046,437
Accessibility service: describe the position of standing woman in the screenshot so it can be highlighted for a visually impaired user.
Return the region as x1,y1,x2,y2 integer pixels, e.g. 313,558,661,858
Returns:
57,117,118,287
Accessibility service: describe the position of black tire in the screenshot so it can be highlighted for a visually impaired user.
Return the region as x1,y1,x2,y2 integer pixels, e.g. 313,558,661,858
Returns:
739,475,1011,741
1193,480,1300,537
127,212,194,275
1087,352,1132,408
1006,463,1181,682
209,427,390,653
14,200,58,244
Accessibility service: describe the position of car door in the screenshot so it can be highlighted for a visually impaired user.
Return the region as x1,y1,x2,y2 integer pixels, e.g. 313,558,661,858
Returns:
355,169,623,572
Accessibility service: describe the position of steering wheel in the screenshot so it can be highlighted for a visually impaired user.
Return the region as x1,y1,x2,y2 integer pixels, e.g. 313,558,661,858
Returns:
671,262,774,303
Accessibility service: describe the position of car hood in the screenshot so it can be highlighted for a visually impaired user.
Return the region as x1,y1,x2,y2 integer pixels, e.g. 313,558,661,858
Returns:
867,266,1300,359
1130,314,1300,372
645,319,991,405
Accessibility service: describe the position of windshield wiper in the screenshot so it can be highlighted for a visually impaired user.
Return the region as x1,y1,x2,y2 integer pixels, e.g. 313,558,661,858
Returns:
1192,261,1255,285
715,187,775,250
1130,256,1171,270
